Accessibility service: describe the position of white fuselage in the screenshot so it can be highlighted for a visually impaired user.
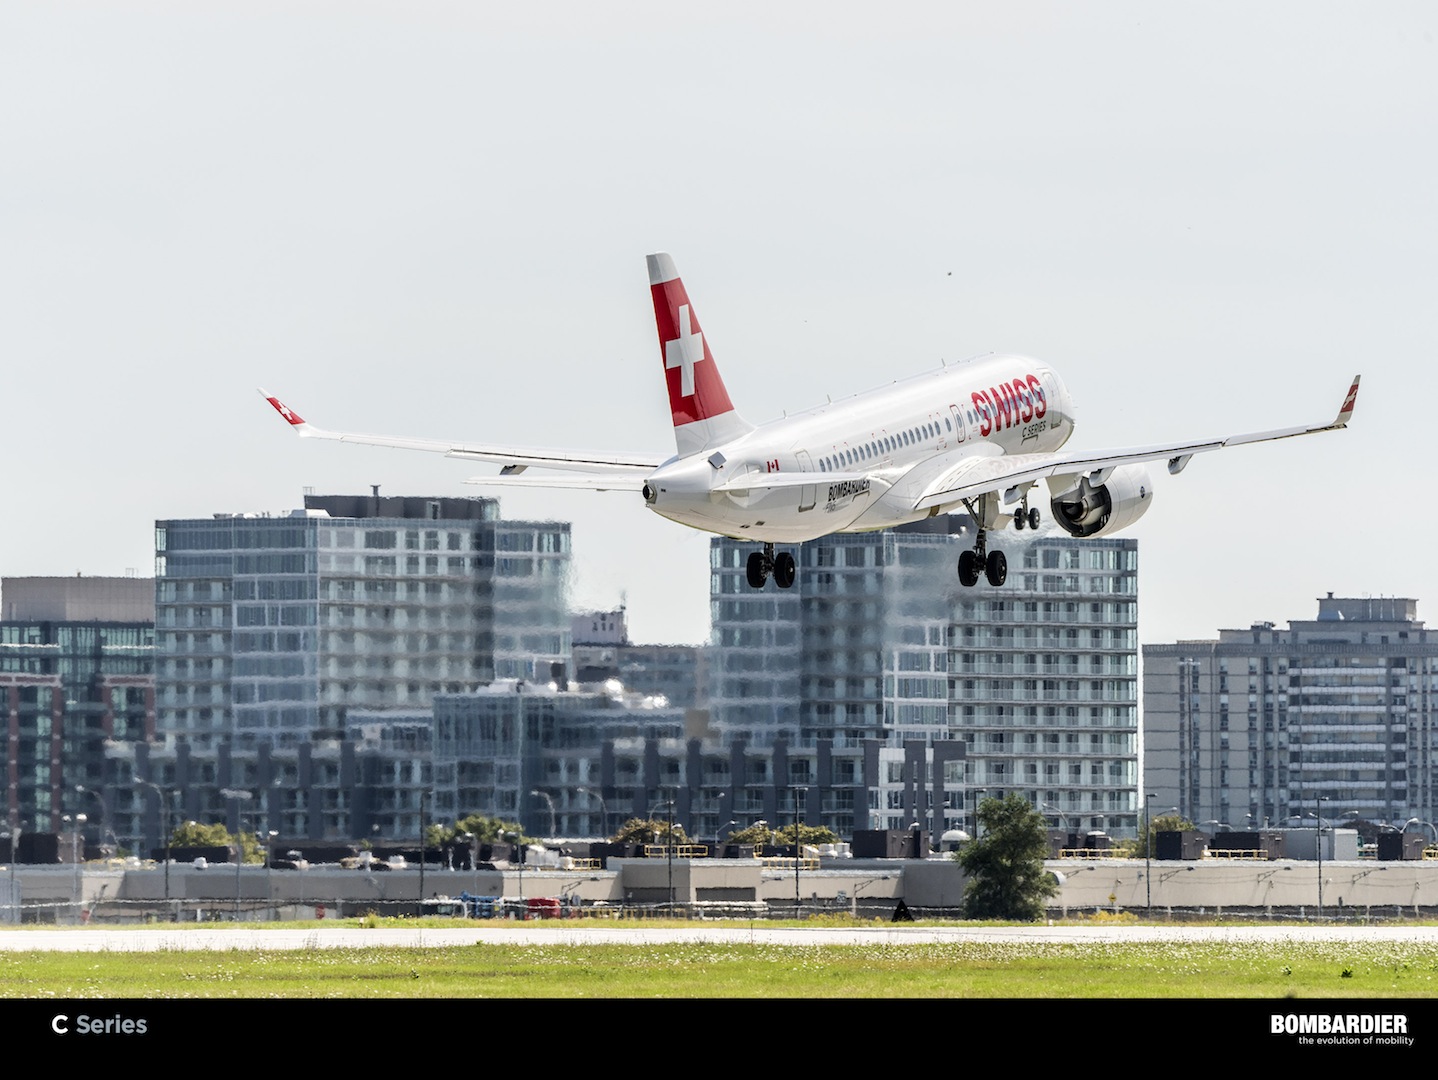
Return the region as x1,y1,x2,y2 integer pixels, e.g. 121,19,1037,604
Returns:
644,354,1076,543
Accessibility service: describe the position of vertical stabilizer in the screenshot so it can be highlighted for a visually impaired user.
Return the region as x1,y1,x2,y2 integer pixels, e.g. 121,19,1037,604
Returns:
648,253,753,457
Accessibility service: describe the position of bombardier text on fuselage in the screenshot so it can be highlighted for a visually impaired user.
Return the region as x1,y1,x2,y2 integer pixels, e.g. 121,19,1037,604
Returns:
262,253,1359,591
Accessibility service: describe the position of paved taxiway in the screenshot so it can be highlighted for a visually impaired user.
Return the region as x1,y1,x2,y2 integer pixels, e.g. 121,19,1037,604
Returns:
3,924,1438,951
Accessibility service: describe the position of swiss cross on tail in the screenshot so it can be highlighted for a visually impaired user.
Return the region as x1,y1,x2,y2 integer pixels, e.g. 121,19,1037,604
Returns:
648,253,739,431
262,392,306,427
666,305,705,397
1337,376,1360,424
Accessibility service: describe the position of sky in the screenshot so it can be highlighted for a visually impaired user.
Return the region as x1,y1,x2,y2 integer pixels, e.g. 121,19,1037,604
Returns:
2,3,1434,647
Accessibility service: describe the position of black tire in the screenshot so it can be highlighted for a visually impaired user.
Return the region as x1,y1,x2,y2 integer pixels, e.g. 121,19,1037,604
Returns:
1013,508,1026,530
958,550,980,587
985,549,1008,587
773,551,797,589
746,551,768,589
1028,507,1041,530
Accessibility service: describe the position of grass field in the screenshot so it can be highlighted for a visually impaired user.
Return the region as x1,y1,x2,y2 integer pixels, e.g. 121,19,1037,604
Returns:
4,919,1438,998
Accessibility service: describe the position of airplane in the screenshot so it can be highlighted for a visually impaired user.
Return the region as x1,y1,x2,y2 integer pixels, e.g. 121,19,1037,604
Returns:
262,252,1360,591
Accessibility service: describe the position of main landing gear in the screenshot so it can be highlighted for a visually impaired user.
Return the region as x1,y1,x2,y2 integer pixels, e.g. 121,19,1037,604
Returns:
957,534,1006,588
746,543,796,589
956,496,1018,588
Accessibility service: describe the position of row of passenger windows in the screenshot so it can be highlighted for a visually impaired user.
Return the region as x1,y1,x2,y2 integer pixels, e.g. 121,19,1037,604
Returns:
816,418,952,471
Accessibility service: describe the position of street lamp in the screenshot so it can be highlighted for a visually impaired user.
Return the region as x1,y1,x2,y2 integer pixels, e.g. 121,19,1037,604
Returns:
1144,792,1156,912
265,830,278,920
463,832,479,903
288,850,306,913
793,786,808,918
1043,802,1070,844
62,813,86,923
648,793,676,911
576,786,609,838
76,785,112,858
1315,794,1330,919
502,830,524,912
138,781,174,920
530,789,557,837
712,791,728,849
0,828,17,925
219,788,253,919
417,790,432,913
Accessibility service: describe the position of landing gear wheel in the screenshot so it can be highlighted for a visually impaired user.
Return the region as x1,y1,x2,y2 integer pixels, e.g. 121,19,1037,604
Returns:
1013,508,1026,530
772,551,797,589
746,551,769,589
957,550,980,587
985,549,1008,587
1027,507,1041,530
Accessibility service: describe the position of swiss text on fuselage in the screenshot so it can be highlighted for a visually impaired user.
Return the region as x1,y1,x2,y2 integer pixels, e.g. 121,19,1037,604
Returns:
971,374,1047,437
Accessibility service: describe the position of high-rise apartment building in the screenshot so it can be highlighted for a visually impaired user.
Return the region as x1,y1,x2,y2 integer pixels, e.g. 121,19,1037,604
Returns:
1143,595,1437,831
151,493,570,748
103,493,570,846
0,577,154,841
710,518,1140,838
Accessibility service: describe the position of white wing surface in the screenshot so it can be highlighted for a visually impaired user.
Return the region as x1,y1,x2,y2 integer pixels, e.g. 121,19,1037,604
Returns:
913,375,1360,512
260,390,664,483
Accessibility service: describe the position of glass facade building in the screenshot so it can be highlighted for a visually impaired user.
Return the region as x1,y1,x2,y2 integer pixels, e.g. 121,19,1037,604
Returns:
1144,595,1438,831
151,494,570,749
0,577,154,841
710,517,1140,838
102,494,571,846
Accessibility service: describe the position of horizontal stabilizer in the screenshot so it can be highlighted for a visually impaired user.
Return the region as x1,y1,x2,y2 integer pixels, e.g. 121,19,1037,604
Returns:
463,473,647,492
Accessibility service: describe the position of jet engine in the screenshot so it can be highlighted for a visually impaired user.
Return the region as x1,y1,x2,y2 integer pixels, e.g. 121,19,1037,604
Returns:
1047,464,1153,539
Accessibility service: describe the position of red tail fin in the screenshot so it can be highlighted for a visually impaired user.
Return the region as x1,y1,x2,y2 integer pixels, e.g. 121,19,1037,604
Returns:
647,253,751,456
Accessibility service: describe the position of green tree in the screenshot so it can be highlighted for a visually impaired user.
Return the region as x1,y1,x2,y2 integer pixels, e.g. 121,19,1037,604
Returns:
170,821,231,847
773,823,838,847
610,817,689,845
724,822,776,847
168,821,267,863
454,814,525,843
956,793,1058,921
432,814,529,848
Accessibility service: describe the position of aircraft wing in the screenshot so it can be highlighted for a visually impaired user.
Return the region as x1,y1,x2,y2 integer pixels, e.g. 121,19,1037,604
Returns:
260,390,664,478
913,374,1360,512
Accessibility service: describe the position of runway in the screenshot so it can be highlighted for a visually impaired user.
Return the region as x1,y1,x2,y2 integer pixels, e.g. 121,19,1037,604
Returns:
4,922,1438,951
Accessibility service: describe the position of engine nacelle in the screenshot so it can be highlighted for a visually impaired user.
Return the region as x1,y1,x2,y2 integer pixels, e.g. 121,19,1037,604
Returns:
1048,464,1154,538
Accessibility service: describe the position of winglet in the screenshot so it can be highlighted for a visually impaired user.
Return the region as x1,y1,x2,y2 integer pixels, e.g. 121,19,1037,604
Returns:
258,388,308,429
1333,375,1360,427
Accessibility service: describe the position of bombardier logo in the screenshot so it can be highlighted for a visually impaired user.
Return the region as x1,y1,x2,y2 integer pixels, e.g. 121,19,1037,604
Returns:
828,479,870,501
825,477,871,513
